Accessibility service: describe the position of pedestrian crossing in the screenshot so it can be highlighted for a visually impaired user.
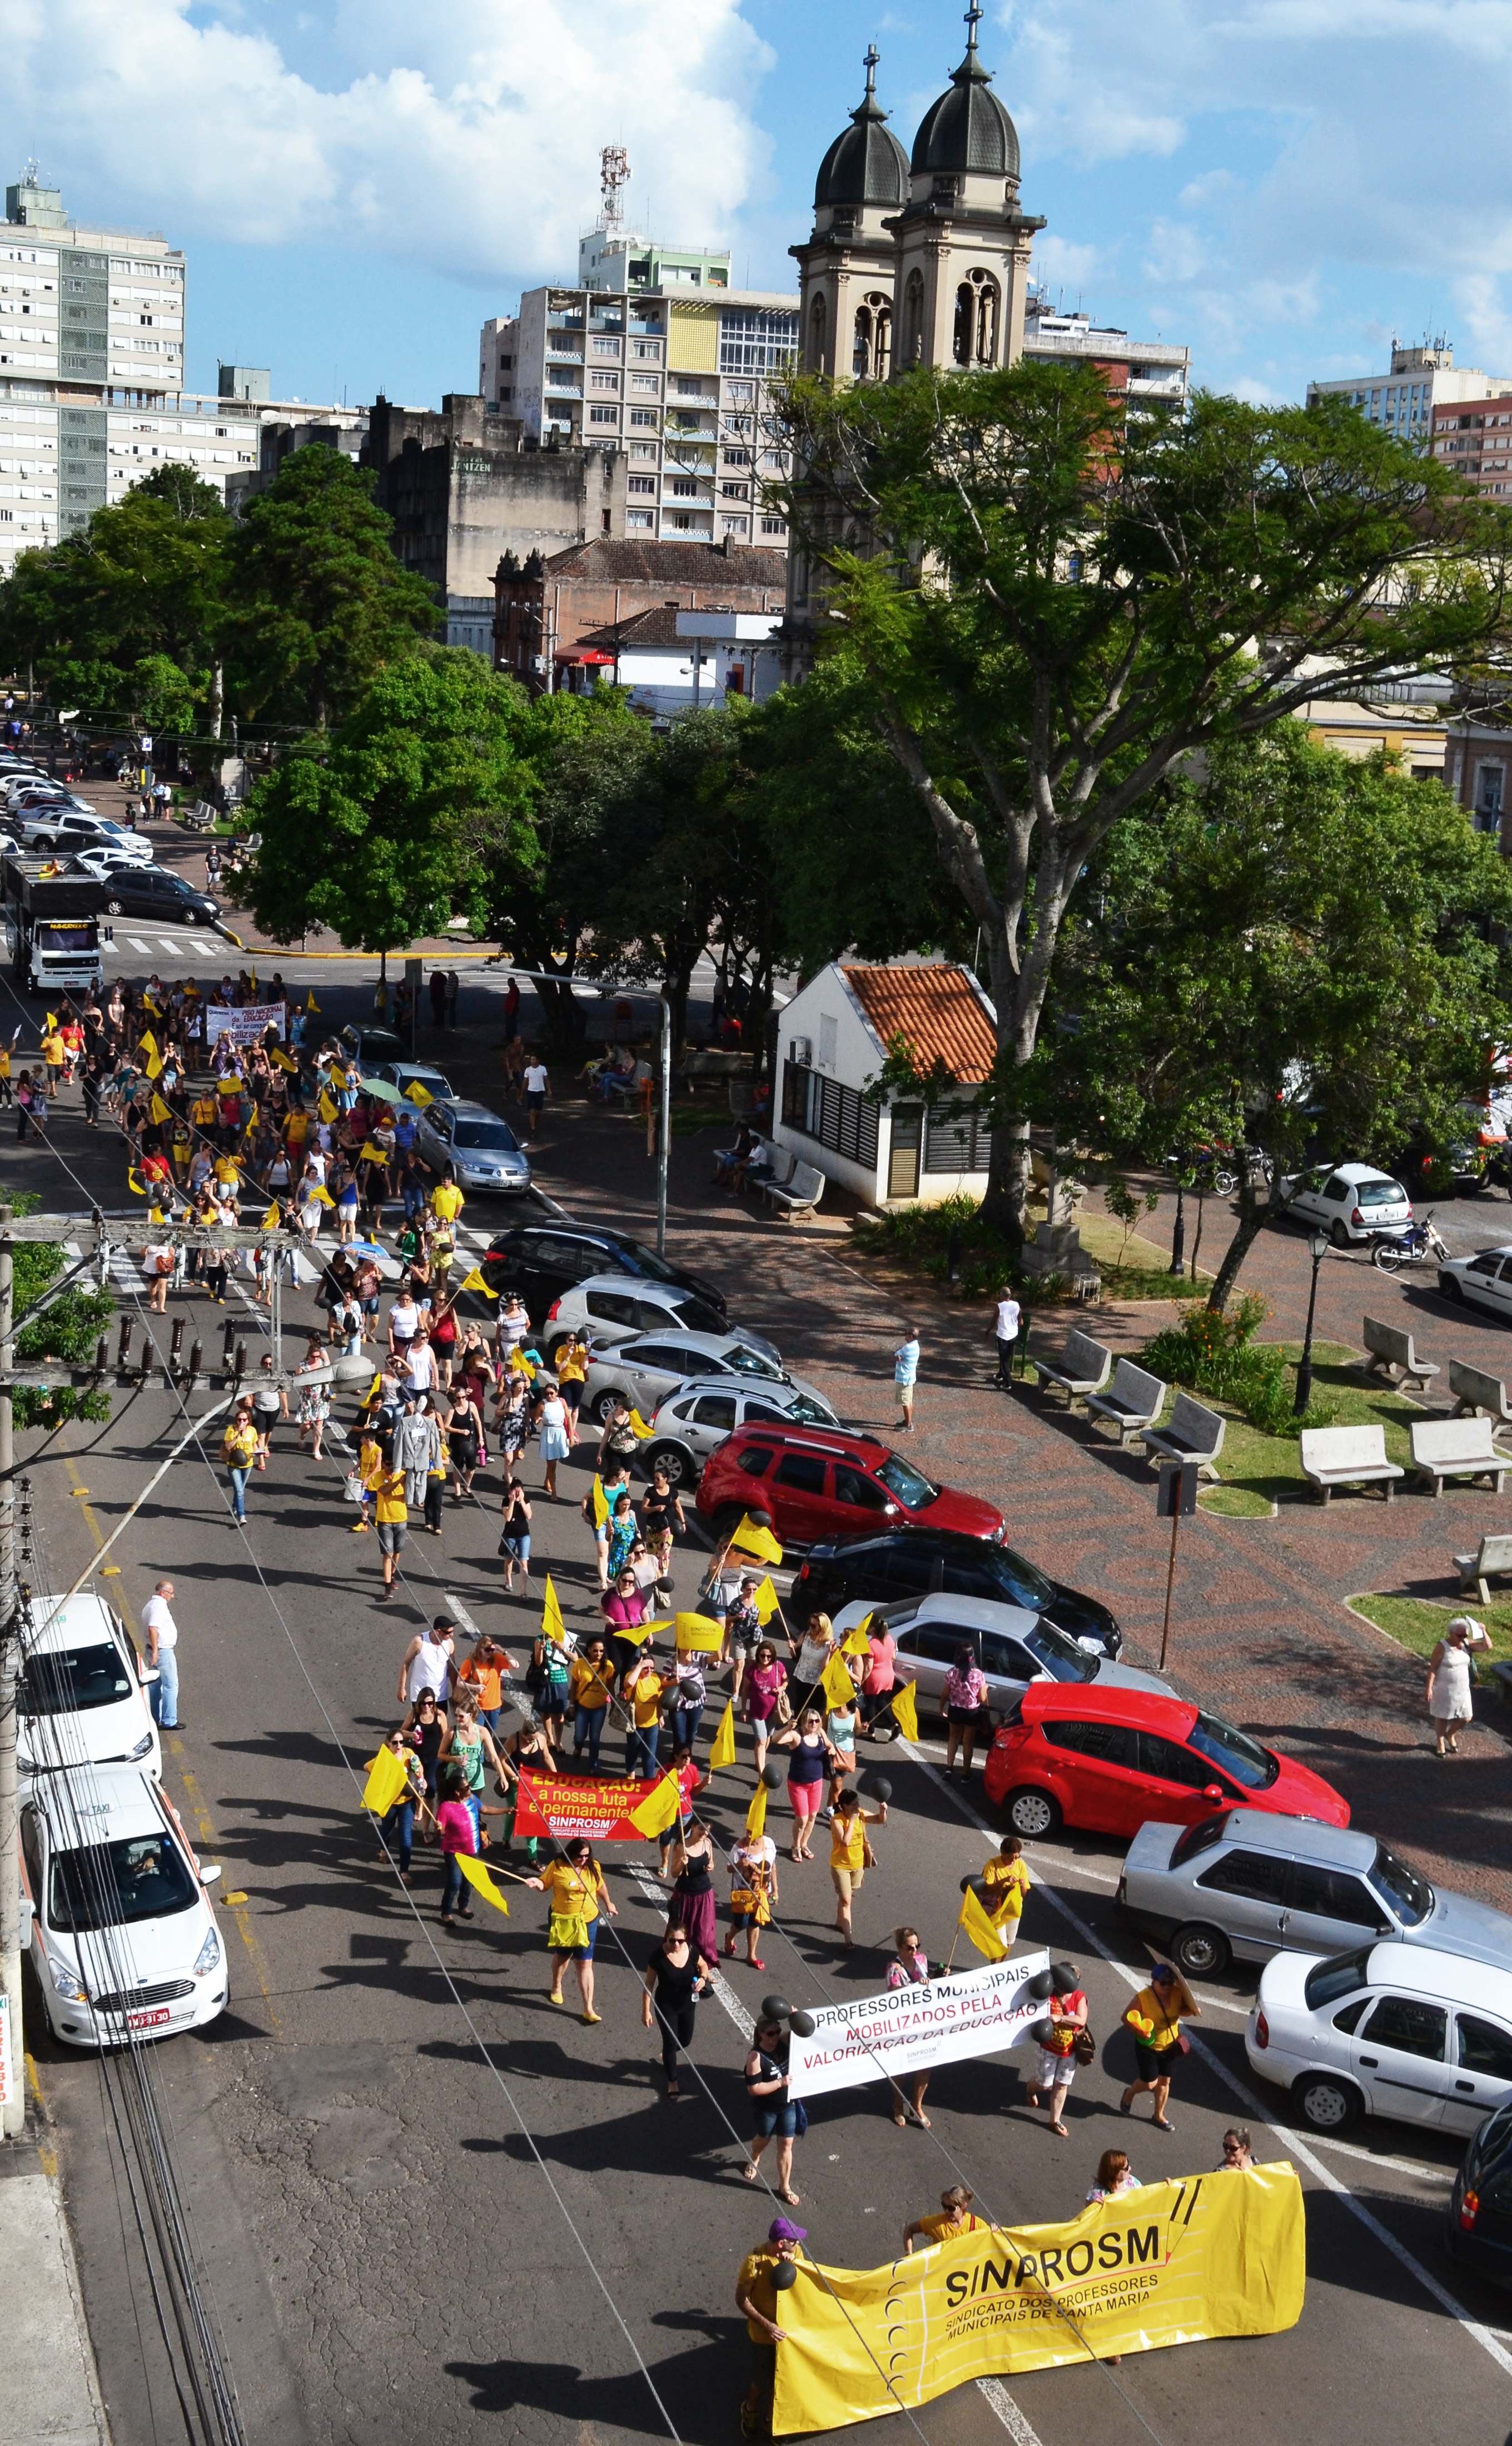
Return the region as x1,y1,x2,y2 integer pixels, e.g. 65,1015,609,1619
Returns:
118,935,194,959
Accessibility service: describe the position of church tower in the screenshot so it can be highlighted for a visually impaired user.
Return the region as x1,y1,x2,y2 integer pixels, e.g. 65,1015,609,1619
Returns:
790,46,909,386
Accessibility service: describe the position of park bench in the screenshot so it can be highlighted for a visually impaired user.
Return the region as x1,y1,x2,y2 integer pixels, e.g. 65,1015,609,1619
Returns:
1086,1358,1167,1446
1362,1314,1440,1394
678,1048,747,1088
1300,1423,1405,1504
181,800,218,832
1143,1390,1227,1480
1451,1531,1512,1603
1411,1418,1508,1499
764,1161,826,1223
714,1134,791,1192
1449,1358,1512,1438
1033,1329,1112,1408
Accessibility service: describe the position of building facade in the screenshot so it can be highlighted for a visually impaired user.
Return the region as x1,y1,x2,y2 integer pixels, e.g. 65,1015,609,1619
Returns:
1429,392,1512,496
1020,297,1188,412
1443,719,1512,841
1306,340,1512,441
493,535,786,698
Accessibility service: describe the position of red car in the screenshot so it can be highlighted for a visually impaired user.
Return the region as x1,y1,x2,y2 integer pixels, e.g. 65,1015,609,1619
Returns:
983,1683,1349,1842
694,1424,1004,1552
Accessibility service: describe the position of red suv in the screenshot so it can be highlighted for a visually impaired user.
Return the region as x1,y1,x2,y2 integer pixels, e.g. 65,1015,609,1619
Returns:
983,1683,1348,1842
695,1424,1004,1552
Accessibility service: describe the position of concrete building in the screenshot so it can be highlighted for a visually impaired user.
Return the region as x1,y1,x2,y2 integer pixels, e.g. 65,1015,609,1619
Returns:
1021,294,1188,413
1443,718,1512,840
570,605,783,721
1306,339,1512,440
478,226,798,550
1429,392,1512,496
493,535,786,698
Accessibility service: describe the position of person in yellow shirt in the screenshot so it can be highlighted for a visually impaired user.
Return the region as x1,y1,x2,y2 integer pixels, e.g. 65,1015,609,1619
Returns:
902,2184,980,2255
1120,1963,1200,2131
737,2217,807,2437
350,1428,385,1533
828,1787,887,1950
979,1837,1032,1947
430,1171,465,1226
221,1406,260,1525
190,1090,217,1136
40,1026,64,1097
621,1655,667,1779
568,1636,614,1772
374,1464,409,1600
523,1837,616,2022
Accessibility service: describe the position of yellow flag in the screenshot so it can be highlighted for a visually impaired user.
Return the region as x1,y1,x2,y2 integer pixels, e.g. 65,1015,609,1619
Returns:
456,1852,510,1915
318,1090,337,1123
591,1475,610,1528
311,1185,335,1207
745,1783,768,1840
145,1047,164,1081
271,1046,298,1073
630,1771,684,1839
150,1092,171,1124
249,969,257,993
359,1140,386,1163
307,991,320,1012
361,1746,410,1816
541,1575,568,1649
148,1204,167,1226
708,1699,737,1770
262,1200,281,1229
137,1029,157,1060
509,1343,536,1378
615,1611,662,1649
731,1513,783,1565
752,1575,780,1626
406,1080,433,1106
890,1679,918,1743
44,1009,57,1028
675,1610,725,1654
821,1649,858,1712
959,1882,1009,1962
628,1408,656,1440
329,1063,347,1089
459,1267,499,1298
842,1617,873,1658
127,1167,146,1196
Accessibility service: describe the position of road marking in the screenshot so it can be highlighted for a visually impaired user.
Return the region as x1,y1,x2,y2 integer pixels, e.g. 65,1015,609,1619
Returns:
156,938,187,956
126,937,154,953
977,2378,1045,2446
897,1738,1512,2380
175,1759,284,2039
1306,2136,1454,2185
62,1458,108,1558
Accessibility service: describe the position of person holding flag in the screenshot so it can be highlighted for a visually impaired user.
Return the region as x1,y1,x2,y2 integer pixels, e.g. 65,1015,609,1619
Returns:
859,1617,899,1738
828,1787,887,1951
979,1837,1032,1946
621,1649,669,1780
523,1837,616,2021
725,1824,778,1970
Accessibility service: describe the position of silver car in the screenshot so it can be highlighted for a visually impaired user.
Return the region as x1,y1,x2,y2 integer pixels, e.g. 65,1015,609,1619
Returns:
582,1330,829,1427
1118,1807,1512,1982
415,1097,530,1195
643,1376,841,1488
372,1059,458,1104
830,1593,1172,1728
549,1275,778,1370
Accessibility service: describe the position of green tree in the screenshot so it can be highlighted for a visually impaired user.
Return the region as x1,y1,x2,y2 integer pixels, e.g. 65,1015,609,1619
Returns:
1,1191,113,1428
777,360,1512,1241
225,447,437,729
1033,727,1512,1307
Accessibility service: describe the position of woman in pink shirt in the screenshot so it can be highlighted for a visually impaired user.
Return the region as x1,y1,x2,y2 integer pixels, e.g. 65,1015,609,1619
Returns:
745,1641,789,1781
436,1764,478,1929
943,1645,989,1782
860,1627,898,1739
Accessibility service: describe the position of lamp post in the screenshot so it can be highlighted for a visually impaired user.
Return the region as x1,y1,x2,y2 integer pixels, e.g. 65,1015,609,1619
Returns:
1294,1230,1330,1415
1170,1177,1186,1277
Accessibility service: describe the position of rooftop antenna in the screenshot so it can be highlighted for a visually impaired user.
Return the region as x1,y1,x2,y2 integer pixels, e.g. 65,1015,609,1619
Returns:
599,145,630,236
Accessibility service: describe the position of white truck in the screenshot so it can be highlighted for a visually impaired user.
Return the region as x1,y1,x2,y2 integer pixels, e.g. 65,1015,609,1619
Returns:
4,856,106,997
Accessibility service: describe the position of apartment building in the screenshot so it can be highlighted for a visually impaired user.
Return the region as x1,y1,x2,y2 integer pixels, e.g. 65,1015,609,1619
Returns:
1306,339,1512,440
1430,392,1512,495
479,231,798,549
1021,296,1188,411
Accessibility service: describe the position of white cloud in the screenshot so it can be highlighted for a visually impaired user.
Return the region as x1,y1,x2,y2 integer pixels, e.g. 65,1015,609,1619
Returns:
0,0,773,284
1178,167,1239,210
1031,233,1104,290
1142,218,1206,284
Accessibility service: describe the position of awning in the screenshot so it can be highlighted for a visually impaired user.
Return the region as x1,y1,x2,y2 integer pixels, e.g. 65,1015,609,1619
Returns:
555,649,616,666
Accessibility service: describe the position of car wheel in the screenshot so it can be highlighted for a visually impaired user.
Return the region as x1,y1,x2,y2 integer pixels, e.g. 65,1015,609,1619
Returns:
1003,1786,1061,1841
105,897,123,916
1171,1922,1231,1979
1330,1220,1351,1250
32,834,54,852
644,1440,694,1489
591,1386,626,1427
1295,2072,1360,2134
1440,1274,1464,1301
710,1502,747,1542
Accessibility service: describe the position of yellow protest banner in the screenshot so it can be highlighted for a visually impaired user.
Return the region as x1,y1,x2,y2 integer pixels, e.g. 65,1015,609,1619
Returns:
360,1747,410,1817
889,1679,918,1743
456,1852,510,1915
745,1784,768,1841
752,1575,780,1626
772,2166,1305,2435
820,1649,858,1712
730,1512,783,1565
958,1883,1009,1962
674,1611,725,1654
629,1771,683,1839
459,1267,498,1297
708,1700,736,1769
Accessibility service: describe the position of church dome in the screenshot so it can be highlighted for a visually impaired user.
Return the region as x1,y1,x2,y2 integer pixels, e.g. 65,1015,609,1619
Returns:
911,11,1020,181
815,47,909,211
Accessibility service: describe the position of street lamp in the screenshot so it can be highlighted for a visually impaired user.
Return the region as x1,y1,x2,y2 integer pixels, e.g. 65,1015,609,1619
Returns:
1294,1229,1330,1415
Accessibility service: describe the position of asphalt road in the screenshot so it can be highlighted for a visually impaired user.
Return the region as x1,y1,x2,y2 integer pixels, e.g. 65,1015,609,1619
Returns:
9,1038,1512,2446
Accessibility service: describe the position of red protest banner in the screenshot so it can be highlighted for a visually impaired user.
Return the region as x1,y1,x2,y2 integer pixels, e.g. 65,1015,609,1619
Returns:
513,1769,663,1842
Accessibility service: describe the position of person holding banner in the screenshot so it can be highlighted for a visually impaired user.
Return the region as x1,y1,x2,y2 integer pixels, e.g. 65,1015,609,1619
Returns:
743,2021,803,2206
670,1639,710,1753
524,1837,616,2021
902,2184,979,2254
737,2219,805,2439
641,1922,714,2100
886,1929,934,2127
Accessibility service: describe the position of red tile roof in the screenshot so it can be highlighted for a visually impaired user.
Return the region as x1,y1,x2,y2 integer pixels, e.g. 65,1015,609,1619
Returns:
842,964,997,1083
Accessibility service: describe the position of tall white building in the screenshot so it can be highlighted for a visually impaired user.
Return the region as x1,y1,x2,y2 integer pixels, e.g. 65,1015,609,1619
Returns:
479,227,799,548
1306,339,1512,439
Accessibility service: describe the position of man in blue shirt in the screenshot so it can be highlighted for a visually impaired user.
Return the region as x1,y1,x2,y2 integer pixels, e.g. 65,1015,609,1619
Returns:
894,1328,920,1433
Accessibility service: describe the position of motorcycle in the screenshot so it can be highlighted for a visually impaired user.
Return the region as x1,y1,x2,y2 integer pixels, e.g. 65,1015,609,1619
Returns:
1370,1211,1449,1273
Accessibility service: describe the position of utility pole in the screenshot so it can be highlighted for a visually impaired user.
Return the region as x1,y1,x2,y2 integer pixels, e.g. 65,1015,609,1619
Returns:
0,1208,20,2137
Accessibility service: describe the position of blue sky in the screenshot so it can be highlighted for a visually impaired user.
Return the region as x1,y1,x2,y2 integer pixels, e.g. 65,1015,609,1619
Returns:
8,1,1512,410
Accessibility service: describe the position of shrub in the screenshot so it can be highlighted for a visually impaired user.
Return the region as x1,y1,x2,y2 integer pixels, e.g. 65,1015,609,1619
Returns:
1141,1296,1334,1434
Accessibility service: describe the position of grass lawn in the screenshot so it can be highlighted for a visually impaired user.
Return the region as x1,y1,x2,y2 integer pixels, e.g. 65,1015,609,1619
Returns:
1349,1592,1510,1664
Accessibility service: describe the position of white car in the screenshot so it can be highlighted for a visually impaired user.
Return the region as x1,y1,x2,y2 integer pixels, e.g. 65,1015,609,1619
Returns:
1246,1940,1512,2134
23,811,150,861
643,1375,841,1488
19,1763,227,2049
831,1591,1173,1724
546,1273,779,1370
1282,1162,1412,1247
18,1592,161,1779
1438,1244,1512,1318
413,1096,531,1195
582,1330,829,1427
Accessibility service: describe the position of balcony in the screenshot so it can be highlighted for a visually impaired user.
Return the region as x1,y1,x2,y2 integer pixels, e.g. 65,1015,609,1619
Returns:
663,489,714,509
545,380,583,400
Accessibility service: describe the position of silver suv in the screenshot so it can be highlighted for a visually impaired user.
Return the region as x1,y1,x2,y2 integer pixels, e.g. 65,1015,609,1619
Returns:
643,1377,840,1488
547,1275,778,1371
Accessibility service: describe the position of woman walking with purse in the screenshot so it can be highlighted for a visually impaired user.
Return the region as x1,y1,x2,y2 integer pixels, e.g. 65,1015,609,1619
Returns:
1120,1962,1200,2132
525,1837,617,2023
1025,1965,1090,2139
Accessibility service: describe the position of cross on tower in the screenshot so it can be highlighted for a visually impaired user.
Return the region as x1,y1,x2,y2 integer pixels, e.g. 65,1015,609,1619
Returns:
863,42,880,94
963,2,983,48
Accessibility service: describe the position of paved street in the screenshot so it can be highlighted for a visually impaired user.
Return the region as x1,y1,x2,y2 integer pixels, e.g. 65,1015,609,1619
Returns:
8,976,1512,2446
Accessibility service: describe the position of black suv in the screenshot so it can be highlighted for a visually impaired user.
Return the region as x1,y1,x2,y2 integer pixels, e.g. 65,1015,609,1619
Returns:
483,1222,727,1324
97,864,221,927
791,1529,1121,1659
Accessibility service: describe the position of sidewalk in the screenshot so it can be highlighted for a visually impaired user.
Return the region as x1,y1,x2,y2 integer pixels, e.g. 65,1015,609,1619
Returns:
0,2119,111,2446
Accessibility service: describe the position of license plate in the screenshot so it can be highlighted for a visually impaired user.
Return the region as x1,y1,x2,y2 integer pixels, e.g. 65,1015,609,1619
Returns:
126,2006,170,2030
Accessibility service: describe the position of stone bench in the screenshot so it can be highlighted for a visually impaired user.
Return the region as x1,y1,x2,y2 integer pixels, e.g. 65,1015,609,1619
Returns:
764,1161,825,1222
1086,1358,1167,1446
1300,1423,1405,1504
1452,1532,1512,1602
1449,1358,1512,1438
1033,1329,1112,1408
1411,1417,1508,1498
1362,1314,1440,1393
1143,1389,1226,1480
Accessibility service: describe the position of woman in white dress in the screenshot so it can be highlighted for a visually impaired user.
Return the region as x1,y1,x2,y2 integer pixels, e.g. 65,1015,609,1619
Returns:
536,1386,573,1501
1427,1615,1487,1756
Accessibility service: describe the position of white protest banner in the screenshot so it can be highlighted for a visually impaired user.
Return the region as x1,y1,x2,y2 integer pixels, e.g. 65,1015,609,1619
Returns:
205,1001,285,1046
787,1948,1052,2101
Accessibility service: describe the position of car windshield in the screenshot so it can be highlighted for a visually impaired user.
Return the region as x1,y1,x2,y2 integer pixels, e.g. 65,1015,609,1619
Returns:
876,1454,939,1508
1019,1620,1095,1682
672,1297,725,1336
1369,1843,1434,1926
725,1345,781,1378
788,1395,835,1426
618,1239,680,1284
24,1642,133,1716
1186,1709,1277,1789
48,1832,199,1931
1355,1180,1405,1206
454,1121,519,1152
1170,1813,1234,1868
973,1546,1057,1609
1303,1946,1376,2011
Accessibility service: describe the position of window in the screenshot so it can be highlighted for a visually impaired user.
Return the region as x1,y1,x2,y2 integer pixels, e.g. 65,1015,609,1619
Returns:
782,1057,879,1169
720,481,747,499
630,340,662,361
671,476,699,496
1170,1813,1231,1868
630,409,658,428
690,1393,738,1432
774,1451,827,1495
622,1342,691,1374
631,375,659,394
727,379,754,402
591,337,619,357
902,1625,970,1666
590,371,618,392
903,270,924,367
49,1832,198,1930
1332,1997,1370,2035
833,1465,890,1512
585,1290,639,1325
808,293,827,371
1456,2015,1512,2080
1304,1948,1375,2010
589,405,617,424
675,376,705,397
723,447,750,466
736,1446,774,1478
760,516,787,536
1287,1864,1387,1928
1137,1730,1215,1790
628,476,655,494
498,352,514,370
626,509,654,530
721,307,799,376
1369,1845,1432,1926
1045,1719,1131,1764
1195,1848,1288,1905
1360,1996,1447,2061
24,1640,132,1714
1186,1709,1277,1789
818,1013,838,1068
924,1101,993,1174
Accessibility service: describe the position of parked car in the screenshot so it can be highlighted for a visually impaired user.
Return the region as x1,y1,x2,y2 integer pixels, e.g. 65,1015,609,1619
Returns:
71,845,163,883
337,1025,407,1072
831,1594,1171,1725
1245,1942,1512,2135
1437,1244,1512,1317
982,1682,1350,1842
545,1273,775,1370
1118,1807,1512,1981
696,1423,1005,1552
483,1221,727,1326
644,1379,842,1488
1447,2100,1512,2289
17,1593,161,1780
790,1528,1122,1660
96,864,221,926
583,1333,825,1428
1280,1162,1412,1247
19,1762,227,2049
413,1097,530,1196
370,1058,457,1105
12,792,101,824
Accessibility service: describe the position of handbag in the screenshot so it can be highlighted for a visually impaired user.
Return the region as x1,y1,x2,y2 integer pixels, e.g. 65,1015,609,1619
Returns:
342,1470,365,1503
1072,2026,1097,2068
774,1685,793,1727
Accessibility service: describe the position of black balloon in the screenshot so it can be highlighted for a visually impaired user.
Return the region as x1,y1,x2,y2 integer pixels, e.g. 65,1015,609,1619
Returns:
1029,2017,1056,2046
789,2010,817,2037
770,2259,798,2291
760,1995,792,2024
761,1762,785,1788
958,1874,974,1895
859,1773,892,1803
1026,1970,1055,2000
1050,1962,1082,1996
745,1508,775,1532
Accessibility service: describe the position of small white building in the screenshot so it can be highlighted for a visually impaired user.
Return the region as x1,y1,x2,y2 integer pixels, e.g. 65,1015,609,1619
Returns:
563,605,783,719
772,962,997,1207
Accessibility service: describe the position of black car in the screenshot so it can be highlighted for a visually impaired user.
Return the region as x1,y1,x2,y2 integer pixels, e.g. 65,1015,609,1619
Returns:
791,1528,1121,1659
1447,2101,1512,2289
97,864,221,927
339,1025,409,1070
483,1222,728,1325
